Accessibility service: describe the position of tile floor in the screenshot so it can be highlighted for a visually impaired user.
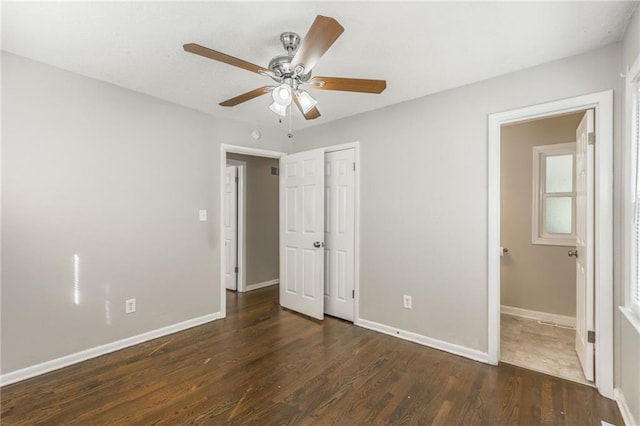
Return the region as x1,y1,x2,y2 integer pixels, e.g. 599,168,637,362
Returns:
500,314,592,386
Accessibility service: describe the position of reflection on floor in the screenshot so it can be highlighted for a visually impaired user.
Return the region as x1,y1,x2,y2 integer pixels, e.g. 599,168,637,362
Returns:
501,314,591,386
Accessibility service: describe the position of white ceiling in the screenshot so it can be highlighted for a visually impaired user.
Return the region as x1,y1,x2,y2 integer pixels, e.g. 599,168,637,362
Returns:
2,1,637,131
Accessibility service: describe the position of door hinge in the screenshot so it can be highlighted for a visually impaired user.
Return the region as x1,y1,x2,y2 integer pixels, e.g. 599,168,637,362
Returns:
271,167,279,176
588,330,595,343
235,177,239,183
234,266,239,273
352,162,356,171
588,133,595,145
352,290,355,299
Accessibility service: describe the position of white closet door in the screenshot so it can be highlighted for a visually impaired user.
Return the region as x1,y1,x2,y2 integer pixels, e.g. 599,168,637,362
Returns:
324,149,355,321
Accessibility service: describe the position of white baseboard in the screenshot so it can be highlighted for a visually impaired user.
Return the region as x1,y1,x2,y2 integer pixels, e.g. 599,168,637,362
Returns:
243,279,279,292
356,318,489,364
0,311,222,387
501,305,576,328
615,388,638,426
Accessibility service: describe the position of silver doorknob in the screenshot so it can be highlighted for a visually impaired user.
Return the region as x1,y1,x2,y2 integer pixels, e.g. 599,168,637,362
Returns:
313,241,324,248
568,250,579,258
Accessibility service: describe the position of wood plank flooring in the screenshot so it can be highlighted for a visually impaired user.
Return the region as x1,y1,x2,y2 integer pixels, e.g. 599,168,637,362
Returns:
1,286,623,425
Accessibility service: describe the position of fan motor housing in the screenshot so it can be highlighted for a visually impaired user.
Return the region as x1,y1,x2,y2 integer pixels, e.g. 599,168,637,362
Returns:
268,32,311,81
268,55,311,81
268,55,294,77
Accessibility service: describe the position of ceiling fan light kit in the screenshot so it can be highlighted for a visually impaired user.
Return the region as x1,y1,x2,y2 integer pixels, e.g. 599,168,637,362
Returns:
269,101,288,117
183,15,386,132
295,90,318,113
272,82,292,106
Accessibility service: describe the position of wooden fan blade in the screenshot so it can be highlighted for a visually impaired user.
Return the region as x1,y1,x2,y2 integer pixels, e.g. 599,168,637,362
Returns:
310,76,387,94
291,15,344,75
303,106,321,120
184,43,267,74
292,92,321,120
219,86,272,107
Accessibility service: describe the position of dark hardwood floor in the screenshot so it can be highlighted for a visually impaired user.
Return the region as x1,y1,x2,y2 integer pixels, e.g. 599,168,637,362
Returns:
1,286,623,425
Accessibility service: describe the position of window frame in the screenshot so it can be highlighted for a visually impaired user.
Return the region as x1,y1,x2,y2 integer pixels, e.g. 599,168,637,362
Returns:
531,142,577,246
625,54,640,319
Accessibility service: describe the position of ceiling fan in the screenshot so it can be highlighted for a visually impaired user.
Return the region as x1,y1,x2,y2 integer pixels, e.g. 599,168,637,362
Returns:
183,15,386,122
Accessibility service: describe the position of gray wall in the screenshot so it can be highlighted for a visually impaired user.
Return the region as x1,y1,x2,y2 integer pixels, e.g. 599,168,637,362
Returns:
226,153,279,287
1,52,289,373
293,43,622,354
618,4,640,423
500,113,582,317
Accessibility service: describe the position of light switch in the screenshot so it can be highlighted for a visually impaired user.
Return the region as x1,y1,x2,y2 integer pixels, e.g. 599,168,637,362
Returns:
199,210,208,221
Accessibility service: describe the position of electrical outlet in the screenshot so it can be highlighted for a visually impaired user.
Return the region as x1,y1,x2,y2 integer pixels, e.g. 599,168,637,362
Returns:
403,295,412,309
199,210,208,222
125,298,136,314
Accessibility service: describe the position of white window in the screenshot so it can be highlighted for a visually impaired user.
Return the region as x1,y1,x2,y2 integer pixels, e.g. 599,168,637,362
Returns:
628,57,640,316
532,143,576,246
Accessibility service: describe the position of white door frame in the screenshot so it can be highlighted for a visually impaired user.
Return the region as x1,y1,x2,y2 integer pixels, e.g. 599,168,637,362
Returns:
487,90,614,398
226,159,246,292
219,144,287,318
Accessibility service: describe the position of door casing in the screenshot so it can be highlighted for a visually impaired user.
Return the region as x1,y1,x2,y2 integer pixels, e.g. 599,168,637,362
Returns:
487,91,614,398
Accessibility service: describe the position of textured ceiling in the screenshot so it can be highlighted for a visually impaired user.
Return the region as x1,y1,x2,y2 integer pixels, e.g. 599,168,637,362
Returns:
2,1,637,131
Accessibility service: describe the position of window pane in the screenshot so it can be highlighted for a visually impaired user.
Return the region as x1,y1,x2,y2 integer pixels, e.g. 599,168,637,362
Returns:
546,154,573,193
545,196,572,234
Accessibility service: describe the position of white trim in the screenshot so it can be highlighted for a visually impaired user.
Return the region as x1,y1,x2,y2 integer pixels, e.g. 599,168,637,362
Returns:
615,388,638,426
488,106,501,365
0,311,222,387
237,164,245,293
501,305,576,328
244,279,279,292
322,141,360,154
219,145,287,318
354,144,360,325
488,90,615,399
226,159,246,292
357,318,488,364
624,54,640,320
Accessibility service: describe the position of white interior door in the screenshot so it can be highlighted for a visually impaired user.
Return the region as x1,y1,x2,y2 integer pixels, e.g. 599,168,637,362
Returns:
224,165,238,291
574,109,595,382
280,149,325,320
324,149,355,321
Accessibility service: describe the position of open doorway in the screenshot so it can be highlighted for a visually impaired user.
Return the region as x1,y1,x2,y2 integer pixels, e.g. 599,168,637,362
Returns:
219,145,285,317
225,153,280,293
487,90,614,398
499,111,591,385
